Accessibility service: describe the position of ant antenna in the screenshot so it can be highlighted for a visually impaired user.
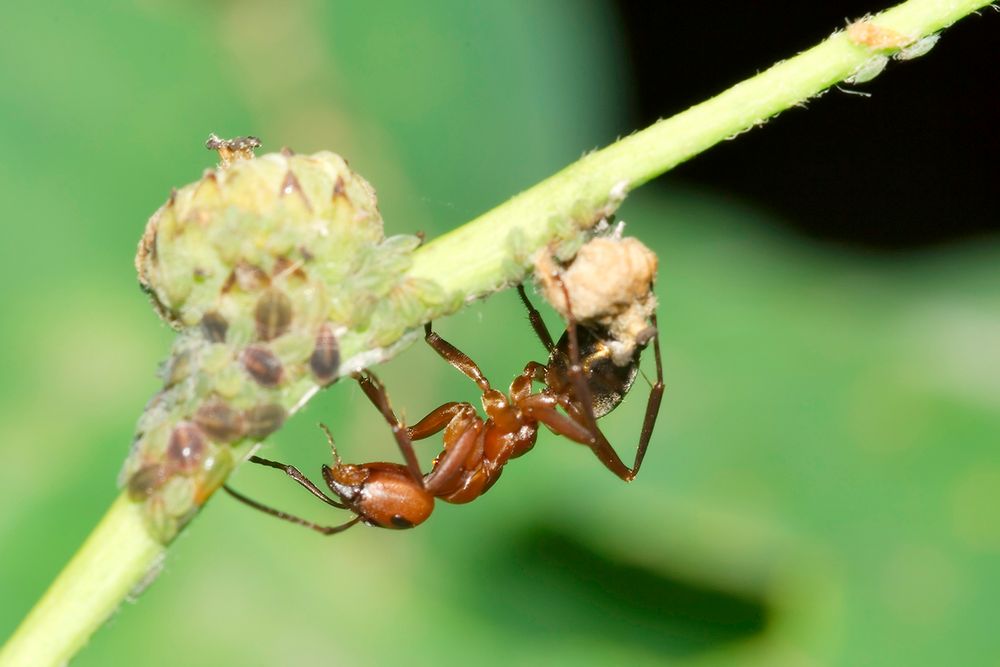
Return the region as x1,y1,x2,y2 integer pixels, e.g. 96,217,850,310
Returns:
318,423,342,465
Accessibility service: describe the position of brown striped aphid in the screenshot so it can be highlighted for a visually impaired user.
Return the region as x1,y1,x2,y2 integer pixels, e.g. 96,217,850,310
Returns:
223,273,664,535
215,256,340,391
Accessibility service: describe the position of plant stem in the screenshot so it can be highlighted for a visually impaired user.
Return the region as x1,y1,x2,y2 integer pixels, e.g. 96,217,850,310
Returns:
0,496,162,667
407,0,992,299
1,0,990,664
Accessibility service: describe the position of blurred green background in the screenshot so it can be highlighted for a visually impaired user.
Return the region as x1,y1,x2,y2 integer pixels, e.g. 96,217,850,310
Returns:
2,2,998,666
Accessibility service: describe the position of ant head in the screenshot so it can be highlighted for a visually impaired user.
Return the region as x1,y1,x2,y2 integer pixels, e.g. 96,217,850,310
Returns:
321,462,367,505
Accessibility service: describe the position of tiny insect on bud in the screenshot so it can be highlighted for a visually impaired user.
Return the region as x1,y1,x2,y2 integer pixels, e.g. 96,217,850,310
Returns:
205,133,261,169
309,324,340,385
129,139,425,541
242,345,284,386
200,311,229,343
255,288,293,341
162,351,193,389
194,400,246,442
127,464,168,500
243,404,287,439
166,422,208,473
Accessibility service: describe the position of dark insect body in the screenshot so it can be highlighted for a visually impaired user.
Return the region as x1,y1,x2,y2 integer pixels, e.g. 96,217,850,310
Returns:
241,345,284,387
205,133,261,168
224,281,664,534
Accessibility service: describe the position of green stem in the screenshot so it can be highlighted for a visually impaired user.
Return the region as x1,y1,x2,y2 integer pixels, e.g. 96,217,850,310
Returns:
0,496,162,667
1,0,990,664
408,0,991,298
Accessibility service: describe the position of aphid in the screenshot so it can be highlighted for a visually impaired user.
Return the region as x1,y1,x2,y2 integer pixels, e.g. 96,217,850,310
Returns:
127,463,167,500
309,324,340,385
200,311,229,343
846,55,889,84
254,288,293,341
162,350,193,389
224,276,664,534
241,345,284,387
243,404,287,439
166,422,208,473
894,34,939,61
194,400,246,443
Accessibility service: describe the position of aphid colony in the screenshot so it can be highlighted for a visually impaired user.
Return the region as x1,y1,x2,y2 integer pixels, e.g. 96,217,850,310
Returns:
126,136,445,542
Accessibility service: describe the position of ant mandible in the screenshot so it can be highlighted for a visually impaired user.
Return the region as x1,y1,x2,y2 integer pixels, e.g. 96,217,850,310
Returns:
223,277,664,534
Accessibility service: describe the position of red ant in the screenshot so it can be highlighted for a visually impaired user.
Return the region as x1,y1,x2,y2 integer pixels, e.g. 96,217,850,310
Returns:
223,281,664,534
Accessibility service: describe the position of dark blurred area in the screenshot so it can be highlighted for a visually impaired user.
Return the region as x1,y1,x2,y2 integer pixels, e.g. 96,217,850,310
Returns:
615,1,999,249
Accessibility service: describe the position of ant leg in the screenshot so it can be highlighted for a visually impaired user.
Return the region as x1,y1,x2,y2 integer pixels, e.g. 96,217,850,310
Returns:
566,407,647,481
403,401,487,496
523,360,548,382
556,276,600,437
520,391,635,480
407,402,470,441
354,373,475,489
630,313,665,476
357,376,471,445
422,413,483,496
555,276,662,481
422,323,491,392
517,284,555,352
520,393,595,445
353,371,424,483
223,485,361,535
246,455,348,509
355,371,399,424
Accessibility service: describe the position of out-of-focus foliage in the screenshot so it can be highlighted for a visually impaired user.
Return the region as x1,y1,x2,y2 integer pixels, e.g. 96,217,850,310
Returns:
1,2,997,666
